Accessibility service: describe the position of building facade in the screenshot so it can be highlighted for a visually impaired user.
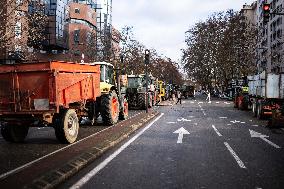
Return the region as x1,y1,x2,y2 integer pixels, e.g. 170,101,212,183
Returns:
0,0,119,63
242,0,284,74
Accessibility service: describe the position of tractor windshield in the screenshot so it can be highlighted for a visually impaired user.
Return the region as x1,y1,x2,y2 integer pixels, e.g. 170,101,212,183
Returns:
128,77,142,88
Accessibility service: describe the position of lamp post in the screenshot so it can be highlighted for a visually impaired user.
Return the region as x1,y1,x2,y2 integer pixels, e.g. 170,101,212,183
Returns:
145,49,150,113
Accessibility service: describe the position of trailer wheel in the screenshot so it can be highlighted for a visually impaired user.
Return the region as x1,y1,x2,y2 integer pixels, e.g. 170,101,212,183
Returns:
54,109,79,144
101,91,119,125
119,97,129,120
1,124,29,143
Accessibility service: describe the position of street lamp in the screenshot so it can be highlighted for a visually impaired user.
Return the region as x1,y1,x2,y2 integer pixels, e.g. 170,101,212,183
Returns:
145,49,150,113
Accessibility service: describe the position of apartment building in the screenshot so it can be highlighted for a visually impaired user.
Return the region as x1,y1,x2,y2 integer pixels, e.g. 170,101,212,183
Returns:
0,0,34,63
0,0,119,63
242,0,284,73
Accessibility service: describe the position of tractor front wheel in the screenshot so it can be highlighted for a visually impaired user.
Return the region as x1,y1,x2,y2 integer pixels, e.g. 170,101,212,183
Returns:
101,91,120,125
119,97,129,120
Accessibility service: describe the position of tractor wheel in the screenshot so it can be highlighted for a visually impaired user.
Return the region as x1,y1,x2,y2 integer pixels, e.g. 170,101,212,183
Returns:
1,124,29,143
54,109,79,144
138,93,146,109
256,103,264,120
119,97,129,120
252,102,257,117
101,91,119,125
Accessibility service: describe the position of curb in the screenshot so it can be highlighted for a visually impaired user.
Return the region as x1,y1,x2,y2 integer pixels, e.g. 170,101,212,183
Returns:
24,112,159,189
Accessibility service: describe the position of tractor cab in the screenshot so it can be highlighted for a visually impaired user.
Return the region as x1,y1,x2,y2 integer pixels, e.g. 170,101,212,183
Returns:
94,62,115,94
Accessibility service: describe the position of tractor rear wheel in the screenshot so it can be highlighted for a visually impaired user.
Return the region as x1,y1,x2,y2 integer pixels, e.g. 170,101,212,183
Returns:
138,93,146,109
119,97,129,120
101,91,119,125
1,124,29,143
54,109,79,144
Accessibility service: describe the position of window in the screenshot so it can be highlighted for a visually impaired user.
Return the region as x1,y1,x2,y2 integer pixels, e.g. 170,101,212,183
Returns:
75,8,80,13
74,29,80,43
15,22,22,39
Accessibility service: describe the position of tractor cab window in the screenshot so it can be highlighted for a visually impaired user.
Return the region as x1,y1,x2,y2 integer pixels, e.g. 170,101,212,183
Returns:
105,65,114,84
99,64,114,84
100,65,105,82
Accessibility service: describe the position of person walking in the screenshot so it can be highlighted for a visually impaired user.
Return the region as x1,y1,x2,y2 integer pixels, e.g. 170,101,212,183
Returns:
176,90,182,104
205,90,211,103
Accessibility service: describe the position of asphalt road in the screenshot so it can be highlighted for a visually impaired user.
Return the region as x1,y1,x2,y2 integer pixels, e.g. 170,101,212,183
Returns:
0,110,144,177
60,96,284,189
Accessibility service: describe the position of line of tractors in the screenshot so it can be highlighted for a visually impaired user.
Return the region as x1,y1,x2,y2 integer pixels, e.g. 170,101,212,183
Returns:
0,61,183,144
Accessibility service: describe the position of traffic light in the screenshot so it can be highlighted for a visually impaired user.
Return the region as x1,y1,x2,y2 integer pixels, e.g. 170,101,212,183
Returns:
145,49,150,64
263,3,270,25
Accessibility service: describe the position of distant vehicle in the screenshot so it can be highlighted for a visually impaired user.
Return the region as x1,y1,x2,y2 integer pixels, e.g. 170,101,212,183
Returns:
181,85,195,99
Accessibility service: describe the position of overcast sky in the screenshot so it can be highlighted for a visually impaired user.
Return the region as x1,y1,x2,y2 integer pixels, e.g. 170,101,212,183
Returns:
112,0,256,62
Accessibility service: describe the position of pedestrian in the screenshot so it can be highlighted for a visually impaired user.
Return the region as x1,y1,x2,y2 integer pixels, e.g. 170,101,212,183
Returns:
205,90,211,103
176,90,182,104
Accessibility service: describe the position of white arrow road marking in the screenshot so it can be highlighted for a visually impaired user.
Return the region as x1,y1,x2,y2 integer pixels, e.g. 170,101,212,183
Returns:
249,129,281,149
230,120,241,124
173,127,190,144
224,142,246,169
212,125,222,136
177,118,191,122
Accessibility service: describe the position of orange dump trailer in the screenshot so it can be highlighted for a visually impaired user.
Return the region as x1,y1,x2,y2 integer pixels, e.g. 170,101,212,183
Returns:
0,61,101,143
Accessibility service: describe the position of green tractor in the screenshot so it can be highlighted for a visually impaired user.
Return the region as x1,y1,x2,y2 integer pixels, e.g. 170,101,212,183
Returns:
126,74,155,109
88,62,128,125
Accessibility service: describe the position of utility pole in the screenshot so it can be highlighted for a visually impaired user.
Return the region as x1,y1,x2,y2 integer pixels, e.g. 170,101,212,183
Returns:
144,49,150,113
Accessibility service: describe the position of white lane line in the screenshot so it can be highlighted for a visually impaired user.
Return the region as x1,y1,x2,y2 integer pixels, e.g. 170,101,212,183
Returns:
215,102,220,104
252,125,259,127
261,138,281,149
227,124,232,126
167,122,176,124
212,125,222,137
219,117,227,119
70,113,164,189
198,104,206,116
0,112,145,180
224,142,246,169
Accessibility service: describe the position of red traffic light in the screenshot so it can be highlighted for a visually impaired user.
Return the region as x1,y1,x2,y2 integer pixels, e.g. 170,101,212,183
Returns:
263,4,270,11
